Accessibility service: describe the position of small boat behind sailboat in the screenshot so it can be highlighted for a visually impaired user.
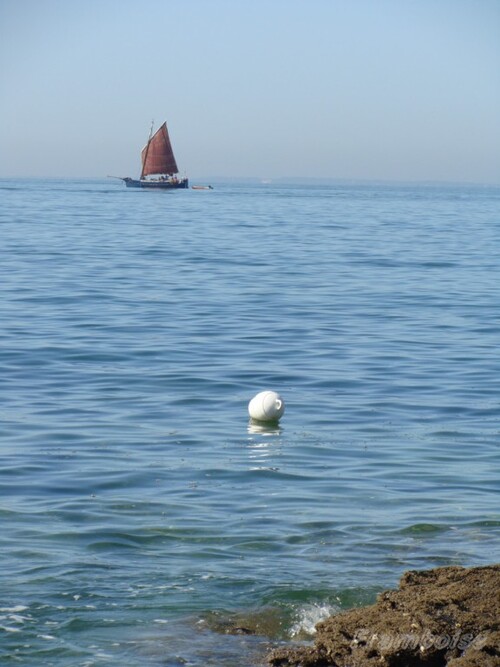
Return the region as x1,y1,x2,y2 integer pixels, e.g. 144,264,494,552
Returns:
121,121,188,189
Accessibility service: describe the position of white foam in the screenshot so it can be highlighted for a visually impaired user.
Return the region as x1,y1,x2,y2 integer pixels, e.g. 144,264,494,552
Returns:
289,603,339,638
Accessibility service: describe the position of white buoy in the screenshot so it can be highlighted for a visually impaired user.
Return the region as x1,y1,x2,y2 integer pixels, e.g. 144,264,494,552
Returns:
248,391,285,423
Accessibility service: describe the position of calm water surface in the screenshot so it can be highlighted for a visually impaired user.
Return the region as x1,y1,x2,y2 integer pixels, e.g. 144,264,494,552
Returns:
1,179,499,665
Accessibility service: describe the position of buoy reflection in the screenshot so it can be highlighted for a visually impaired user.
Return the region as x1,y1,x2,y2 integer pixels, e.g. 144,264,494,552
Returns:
246,424,283,470
247,419,282,435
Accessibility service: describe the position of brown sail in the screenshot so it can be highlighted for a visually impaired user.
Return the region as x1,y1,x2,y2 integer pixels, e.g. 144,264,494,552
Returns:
141,122,179,177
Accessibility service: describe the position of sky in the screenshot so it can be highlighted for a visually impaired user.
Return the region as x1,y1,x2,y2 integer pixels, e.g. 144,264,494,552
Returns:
0,0,499,182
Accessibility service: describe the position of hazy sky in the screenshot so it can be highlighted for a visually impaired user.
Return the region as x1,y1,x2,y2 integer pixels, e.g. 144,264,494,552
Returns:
1,0,499,182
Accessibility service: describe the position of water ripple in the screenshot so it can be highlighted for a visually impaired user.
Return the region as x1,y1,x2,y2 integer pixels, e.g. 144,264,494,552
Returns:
1,179,499,666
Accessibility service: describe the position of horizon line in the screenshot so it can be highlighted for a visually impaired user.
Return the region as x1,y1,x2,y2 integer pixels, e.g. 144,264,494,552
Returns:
0,175,499,187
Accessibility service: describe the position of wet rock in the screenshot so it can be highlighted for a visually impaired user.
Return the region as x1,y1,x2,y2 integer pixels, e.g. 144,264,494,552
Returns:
268,564,500,666
203,607,287,638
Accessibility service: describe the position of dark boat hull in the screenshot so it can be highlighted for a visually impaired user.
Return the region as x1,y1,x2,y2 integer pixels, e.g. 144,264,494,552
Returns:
123,177,189,189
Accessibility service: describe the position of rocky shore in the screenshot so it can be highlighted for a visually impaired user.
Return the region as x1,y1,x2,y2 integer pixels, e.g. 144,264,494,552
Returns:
268,564,500,667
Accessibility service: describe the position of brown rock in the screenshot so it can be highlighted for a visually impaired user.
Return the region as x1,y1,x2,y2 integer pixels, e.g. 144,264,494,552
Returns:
268,564,500,666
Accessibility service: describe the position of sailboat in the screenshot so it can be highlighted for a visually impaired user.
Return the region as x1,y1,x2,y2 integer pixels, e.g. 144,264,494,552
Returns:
121,121,189,189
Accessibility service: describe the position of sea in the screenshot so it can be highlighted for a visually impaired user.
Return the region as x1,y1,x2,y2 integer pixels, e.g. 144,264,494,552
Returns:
1,178,499,666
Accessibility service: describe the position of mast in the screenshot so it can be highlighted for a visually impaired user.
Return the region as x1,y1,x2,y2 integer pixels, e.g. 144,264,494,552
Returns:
140,120,155,180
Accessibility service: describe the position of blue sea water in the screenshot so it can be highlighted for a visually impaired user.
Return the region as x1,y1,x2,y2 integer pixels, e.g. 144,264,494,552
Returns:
0,178,499,666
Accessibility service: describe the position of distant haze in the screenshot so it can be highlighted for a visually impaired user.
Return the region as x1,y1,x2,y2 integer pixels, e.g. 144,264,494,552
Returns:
1,0,499,183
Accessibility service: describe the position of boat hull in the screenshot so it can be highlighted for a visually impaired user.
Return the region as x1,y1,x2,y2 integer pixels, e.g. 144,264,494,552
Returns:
123,177,189,189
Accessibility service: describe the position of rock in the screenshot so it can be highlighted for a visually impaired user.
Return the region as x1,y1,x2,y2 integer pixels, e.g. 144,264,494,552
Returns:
268,564,500,666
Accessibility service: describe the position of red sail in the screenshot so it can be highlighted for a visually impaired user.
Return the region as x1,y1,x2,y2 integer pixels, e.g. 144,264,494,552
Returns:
141,122,179,177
